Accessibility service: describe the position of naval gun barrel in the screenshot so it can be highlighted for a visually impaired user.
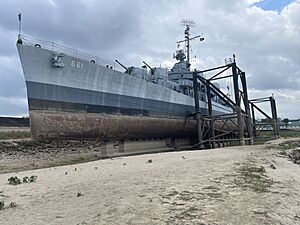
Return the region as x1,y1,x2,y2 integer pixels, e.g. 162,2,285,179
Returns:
142,61,154,74
115,60,128,73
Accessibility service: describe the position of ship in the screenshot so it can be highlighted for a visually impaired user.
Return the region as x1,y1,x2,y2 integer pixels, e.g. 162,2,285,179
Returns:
16,24,232,140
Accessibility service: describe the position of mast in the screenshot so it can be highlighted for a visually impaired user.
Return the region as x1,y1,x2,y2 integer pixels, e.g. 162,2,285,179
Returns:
185,25,191,66
177,20,205,70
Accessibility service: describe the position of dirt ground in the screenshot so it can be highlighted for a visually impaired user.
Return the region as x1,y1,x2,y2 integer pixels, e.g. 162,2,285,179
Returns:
0,139,105,174
0,137,299,225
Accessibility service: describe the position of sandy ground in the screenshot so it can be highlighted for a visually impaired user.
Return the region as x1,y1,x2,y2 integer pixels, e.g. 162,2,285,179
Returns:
0,140,300,225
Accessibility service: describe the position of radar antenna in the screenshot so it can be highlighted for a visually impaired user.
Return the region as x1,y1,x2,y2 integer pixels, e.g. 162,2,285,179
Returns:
177,19,205,69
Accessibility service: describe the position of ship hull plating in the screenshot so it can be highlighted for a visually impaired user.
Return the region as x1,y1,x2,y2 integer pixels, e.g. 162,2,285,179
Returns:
17,42,231,140
29,110,197,140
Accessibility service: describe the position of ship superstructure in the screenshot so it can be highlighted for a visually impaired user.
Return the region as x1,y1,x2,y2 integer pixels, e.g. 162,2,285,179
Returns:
16,24,231,140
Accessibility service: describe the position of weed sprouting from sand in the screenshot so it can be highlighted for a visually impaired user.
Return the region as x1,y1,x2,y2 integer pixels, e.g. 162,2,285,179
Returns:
0,200,4,210
23,176,29,183
9,202,17,208
8,176,21,185
8,175,37,185
29,175,37,182
278,142,299,150
276,141,300,157
234,165,273,193
0,201,17,210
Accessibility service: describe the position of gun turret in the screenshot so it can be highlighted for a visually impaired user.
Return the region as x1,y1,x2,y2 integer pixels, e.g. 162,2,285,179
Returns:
115,60,131,74
142,61,154,75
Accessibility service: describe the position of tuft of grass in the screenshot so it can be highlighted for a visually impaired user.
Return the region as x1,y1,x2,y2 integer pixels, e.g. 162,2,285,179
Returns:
8,176,21,185
0,201,4,210
279,130,300,138
8,175,37,185
9,202,17,208
253,131,278,145
278,142,299,150
254,130,300,145
23,176,29,183
61,156,95,166
276,141,299,156
0,201,17,210
29,175,37,182
0,131,30,140
235,165,273,193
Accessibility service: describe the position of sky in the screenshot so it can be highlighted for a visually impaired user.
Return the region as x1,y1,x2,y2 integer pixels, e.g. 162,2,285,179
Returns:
254,0,294,11
0,0,299,119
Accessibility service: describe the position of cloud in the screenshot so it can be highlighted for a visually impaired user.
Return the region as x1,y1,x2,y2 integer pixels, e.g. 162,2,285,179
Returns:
249,89,300,119
0,55,26,98
0,0,299,118
0,96,28,117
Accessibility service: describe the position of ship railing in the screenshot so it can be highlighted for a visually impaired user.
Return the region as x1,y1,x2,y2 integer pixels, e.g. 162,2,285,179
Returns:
20,34,124,72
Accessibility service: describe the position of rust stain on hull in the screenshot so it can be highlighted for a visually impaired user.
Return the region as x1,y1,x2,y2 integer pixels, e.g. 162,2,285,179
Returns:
30,110,198,140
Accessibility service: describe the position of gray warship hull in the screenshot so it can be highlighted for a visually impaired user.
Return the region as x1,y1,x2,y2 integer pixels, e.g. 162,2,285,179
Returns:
17,41,231,140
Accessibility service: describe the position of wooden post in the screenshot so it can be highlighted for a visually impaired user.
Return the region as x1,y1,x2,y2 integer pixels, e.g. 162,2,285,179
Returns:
193,72,204,148
206,84,216,148
251,103,257,137
270,96,279,138
240,72,253,144
232,62,245,145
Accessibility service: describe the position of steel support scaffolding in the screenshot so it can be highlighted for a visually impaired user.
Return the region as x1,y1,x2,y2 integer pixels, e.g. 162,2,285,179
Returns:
193,72,204,149
189,57,279,148
249,96,280,138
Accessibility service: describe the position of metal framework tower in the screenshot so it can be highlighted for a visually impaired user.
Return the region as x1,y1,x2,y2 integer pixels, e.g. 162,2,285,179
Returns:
187,56,279,148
